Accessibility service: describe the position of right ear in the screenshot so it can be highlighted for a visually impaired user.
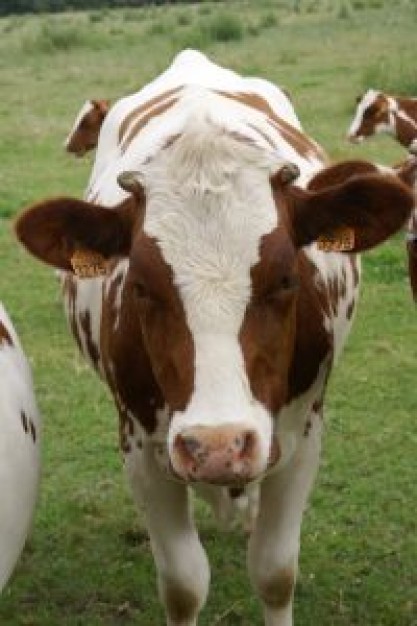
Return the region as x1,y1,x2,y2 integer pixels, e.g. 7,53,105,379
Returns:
15,195,140,272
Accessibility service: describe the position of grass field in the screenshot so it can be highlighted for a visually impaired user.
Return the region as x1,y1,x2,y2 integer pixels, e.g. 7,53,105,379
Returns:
0,1,416,624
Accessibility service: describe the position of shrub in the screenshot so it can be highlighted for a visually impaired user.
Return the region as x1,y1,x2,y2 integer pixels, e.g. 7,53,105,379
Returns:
21,21,89,53
203,12,243,43
177,11,193,27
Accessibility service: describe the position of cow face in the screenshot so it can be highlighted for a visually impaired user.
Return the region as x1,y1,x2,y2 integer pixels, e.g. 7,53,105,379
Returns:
16,153,413,486
64,99,110,157
347,90,391,143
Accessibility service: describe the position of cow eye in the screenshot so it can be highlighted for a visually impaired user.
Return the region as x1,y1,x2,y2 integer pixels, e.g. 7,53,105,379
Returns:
263,275,299,304
133,282,149,299
364,104,376,117
280,275,299,291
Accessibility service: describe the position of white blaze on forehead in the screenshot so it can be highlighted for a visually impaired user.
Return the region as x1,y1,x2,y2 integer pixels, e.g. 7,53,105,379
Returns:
143,123,278,333
64,100,94,148
348,89,380,138
140,118,278,456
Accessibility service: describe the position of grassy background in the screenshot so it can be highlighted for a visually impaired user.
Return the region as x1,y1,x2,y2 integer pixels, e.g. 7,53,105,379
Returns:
0,1,416,624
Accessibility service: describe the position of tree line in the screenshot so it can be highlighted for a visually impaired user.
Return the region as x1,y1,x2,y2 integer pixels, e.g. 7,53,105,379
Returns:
0,0,196,17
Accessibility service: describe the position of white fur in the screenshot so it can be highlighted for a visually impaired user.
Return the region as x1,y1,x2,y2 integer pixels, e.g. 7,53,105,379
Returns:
86,49,313,200
0,303,41,591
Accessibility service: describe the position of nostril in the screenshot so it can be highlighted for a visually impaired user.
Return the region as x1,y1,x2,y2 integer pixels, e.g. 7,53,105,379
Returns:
174,434,201,464
239,430,256,459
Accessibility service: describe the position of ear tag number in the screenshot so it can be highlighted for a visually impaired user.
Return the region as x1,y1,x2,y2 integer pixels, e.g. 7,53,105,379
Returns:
317,226,355,252
71,249,108,278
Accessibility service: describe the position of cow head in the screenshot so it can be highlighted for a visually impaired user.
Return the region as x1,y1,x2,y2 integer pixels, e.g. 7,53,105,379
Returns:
347,90,392,143
64,99,110,157
16,138,413,486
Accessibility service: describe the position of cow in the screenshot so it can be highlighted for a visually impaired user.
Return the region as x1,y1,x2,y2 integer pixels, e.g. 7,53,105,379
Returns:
347,89,417,154
0,303,41,591
15,50,413,625
64,99,110,157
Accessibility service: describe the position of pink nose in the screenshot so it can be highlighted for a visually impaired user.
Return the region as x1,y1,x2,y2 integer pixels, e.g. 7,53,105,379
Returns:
171,424,262,485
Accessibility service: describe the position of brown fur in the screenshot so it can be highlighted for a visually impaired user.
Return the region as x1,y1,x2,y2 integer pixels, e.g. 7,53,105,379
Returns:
118,86,183,144
0,320,12,346
66,99,109,156
219,90,327,162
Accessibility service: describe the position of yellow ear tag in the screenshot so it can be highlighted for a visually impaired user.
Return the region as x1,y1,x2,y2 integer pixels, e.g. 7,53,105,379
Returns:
70,249,108,278
317,226,355,252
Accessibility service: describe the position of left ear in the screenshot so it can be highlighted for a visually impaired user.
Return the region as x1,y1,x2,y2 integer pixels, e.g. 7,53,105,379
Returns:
286,173,414,252
15,194,140,272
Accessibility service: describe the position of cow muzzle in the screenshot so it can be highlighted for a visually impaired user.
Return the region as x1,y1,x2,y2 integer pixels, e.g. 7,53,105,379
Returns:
170,423,278,486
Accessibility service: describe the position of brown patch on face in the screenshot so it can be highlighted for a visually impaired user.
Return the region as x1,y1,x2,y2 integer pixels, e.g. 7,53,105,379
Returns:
218,90,327,162
66,99,109,156
100,233,194,436
240,227,298,413
163,582,199,625
0,320,12,346
355,93,389,139
119,87,183,152
288,253,333,401
258,566,295,610
128,233,195,411
101,279,163,437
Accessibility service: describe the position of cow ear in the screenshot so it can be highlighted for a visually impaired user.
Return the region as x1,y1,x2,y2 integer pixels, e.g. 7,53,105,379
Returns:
307,160,377,191
287,173,414,252
15,195,139,273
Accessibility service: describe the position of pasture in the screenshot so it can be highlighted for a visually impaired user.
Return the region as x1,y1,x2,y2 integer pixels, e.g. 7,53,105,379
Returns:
0,1,416,624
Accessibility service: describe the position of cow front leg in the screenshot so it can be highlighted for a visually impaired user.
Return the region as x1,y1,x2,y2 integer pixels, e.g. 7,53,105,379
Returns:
124,441,210,626
248,418,322,626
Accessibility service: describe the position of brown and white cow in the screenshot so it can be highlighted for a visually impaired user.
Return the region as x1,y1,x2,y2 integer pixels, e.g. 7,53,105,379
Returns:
0,303,41,591
64,99,110,157
15,51,413,625
347,89,417,153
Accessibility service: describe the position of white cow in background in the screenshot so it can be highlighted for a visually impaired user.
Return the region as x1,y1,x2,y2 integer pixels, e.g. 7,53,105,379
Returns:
0,303,41,590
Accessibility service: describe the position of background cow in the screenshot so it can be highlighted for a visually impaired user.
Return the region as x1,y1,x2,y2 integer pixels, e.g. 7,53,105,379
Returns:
16,51,413,626
64,99,110,157
347,89,417,153
0,303,41,591
347,90,417,301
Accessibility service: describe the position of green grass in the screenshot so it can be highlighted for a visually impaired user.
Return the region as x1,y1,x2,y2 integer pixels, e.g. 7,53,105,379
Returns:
0,1,416,624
